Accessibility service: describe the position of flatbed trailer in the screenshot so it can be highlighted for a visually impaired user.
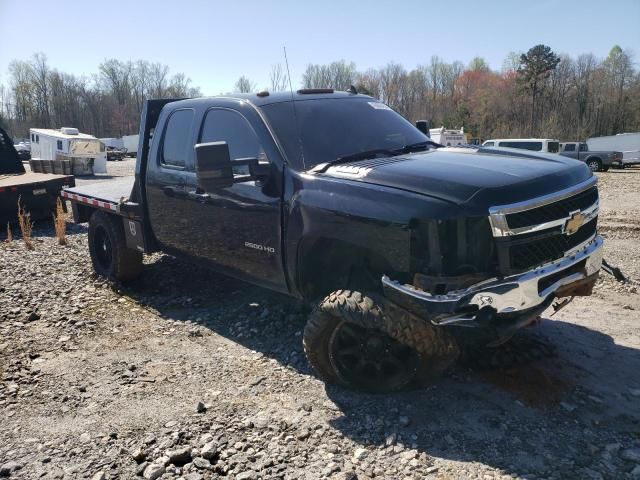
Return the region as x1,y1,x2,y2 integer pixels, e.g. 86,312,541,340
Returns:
1,172,74,225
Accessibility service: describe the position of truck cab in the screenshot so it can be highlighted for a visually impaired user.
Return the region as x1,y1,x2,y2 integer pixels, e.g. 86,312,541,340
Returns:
63,92,604,392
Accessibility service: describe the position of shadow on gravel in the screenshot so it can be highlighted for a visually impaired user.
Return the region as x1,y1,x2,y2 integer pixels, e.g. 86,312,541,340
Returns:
321,322,640,477
121,254,640,478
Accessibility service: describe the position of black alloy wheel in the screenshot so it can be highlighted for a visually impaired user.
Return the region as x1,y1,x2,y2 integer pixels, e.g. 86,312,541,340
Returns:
92,224,113,271
328,320,419,391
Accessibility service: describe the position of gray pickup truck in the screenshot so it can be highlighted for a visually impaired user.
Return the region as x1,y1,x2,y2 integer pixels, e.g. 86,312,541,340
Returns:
559,142,623,172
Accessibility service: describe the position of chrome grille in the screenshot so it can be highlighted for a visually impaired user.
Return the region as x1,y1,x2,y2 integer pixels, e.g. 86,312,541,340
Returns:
488,177,599,275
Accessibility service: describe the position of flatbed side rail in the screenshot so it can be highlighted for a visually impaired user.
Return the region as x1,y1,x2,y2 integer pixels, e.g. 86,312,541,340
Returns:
61,190,120,214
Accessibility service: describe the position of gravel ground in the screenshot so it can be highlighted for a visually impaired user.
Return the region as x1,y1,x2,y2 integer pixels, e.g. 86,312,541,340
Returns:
1,163,639,480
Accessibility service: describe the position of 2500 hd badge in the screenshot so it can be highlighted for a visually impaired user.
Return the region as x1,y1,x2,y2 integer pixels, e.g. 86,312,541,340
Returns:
244,241,275,254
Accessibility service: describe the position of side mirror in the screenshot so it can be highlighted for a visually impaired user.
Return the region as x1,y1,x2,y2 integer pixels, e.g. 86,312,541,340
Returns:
416,120,430,137
195,141,234,190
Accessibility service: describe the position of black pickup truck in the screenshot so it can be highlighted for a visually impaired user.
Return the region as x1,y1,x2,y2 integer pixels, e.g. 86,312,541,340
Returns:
62,91,603,392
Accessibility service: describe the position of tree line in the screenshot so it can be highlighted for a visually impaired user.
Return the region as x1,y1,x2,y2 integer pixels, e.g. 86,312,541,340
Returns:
0,54,201,139
251,44,639,141
2,45,638,142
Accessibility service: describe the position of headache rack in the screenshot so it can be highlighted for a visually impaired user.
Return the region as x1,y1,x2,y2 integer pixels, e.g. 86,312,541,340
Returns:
488,177,599,275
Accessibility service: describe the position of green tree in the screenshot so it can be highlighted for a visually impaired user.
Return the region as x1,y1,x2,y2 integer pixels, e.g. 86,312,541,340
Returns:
518,44,560,135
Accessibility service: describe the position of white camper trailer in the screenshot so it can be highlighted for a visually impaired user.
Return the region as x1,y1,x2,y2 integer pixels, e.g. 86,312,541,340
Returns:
429,127,466,147
587,133,640,166
29,127,107,175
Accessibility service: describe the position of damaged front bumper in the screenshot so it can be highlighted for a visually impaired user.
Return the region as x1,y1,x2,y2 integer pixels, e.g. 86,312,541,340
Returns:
382,235,603,327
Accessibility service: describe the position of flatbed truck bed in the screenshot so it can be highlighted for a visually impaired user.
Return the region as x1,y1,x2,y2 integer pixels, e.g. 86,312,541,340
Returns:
0,172,75,223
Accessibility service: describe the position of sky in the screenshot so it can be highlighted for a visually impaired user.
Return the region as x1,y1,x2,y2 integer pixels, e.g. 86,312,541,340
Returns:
1,0,639,95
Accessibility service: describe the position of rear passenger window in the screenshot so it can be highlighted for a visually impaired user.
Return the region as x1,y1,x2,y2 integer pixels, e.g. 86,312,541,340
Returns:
499,141,543,151
563,144,575,152
162,109,195,167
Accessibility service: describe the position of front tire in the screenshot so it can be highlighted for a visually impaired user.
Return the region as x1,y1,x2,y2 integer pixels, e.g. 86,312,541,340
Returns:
587,158,602,172
303,290,458,392
88,210,143,282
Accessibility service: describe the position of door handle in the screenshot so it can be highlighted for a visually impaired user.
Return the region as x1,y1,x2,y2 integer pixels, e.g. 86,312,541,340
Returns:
187,191,210,202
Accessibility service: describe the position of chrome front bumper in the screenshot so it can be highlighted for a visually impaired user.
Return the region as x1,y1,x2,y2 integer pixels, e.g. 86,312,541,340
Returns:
382,235,603,324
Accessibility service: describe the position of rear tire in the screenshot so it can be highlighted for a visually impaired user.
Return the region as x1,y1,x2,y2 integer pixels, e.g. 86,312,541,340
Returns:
303,290,459,392
88,210,143,282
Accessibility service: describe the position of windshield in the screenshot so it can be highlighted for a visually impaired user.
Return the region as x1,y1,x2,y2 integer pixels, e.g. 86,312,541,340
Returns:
260,98,428,169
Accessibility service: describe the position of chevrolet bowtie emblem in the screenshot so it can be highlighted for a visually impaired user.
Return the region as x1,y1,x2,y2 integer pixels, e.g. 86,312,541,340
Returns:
564,211,585,235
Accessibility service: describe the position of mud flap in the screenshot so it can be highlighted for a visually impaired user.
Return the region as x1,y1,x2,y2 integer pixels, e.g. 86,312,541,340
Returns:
123,218,144,252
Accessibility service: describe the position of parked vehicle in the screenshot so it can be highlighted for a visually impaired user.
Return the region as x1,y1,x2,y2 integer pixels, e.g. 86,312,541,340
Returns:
559,142,621,172
62,92,603,392
30,127,107,175
482,138,560,153
429,127,466,146
106,146,126,162
0,127,74,224
587,132,640,168
16,148,31,161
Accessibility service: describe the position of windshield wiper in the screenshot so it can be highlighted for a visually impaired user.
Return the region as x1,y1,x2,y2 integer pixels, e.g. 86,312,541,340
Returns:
392,140,443,154
310,141,443,173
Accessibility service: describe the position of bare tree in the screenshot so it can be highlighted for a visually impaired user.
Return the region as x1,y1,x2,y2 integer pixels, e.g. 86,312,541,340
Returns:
269,64,289,92
234,76,256,93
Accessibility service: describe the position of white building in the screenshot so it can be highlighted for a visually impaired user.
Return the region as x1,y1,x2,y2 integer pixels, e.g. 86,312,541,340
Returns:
587,132,640,166
429,127,466,147
29,127,107,174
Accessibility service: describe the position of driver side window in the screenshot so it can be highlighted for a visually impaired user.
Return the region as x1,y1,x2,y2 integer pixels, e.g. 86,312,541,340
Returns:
199,109,264,175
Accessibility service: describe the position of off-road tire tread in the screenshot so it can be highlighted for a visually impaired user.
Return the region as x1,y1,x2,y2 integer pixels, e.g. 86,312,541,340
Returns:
89,210,143,282
303,290,459,390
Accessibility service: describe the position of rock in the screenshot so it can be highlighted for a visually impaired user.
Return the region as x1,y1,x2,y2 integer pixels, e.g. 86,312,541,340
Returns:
79,432,91,443
353,447,368,461
25,311,40,322
166,446,192,465
192,457,211,469
321,462,340,476
200,441,218,460
90,472,106,480
142,462,165,480
196,400,206,413
131,447,146,463
630,465,640,478
620,448,640,463
236,470,258,480
398,415,410,427
0,461,23,476
183,473,204,480
136,462,149,476
560,402,577,412
58,335,71,342
629,388,640,397
426,466,439,474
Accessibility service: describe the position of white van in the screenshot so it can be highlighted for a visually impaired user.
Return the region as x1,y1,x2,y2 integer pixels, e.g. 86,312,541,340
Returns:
482,138,560,153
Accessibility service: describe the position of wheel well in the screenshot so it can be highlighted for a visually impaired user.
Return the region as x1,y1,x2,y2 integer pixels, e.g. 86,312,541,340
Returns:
296,237,394,302
586,156,602,164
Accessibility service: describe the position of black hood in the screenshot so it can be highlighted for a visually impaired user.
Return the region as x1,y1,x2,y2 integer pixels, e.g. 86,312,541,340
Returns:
323,148,592,215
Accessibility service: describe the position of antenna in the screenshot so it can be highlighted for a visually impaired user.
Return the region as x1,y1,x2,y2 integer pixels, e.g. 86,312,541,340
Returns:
283,46,305,167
